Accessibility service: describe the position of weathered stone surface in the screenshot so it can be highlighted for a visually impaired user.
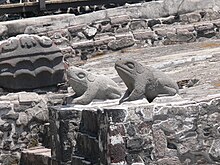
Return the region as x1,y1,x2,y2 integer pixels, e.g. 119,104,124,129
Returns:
166,29,196,43
108,36,135,50
209,139,220,161
202,10,220,21
157,157,181,165
16,112,28,126
26,100,48,122
0,2,220,165
0,1,220,60
0,92,50,164
130,19,147,30
66,36,220,164
68,24,86,34
133,29,157,40
147,19,161,27
163,0,216,16
154,27,176,37
0,121,12,132
20,147,51,165
49,106,82,164
83,26,97,39
24,26,37,34
0,153,20,165
66,66,121,105
1,110,19,120
110,15,130,25
115,58,179,103
48,30,72,47
71,156,92,165
48,96,219,164
18,92,41,104
195,23,214,31
0,25,8,40
0,34,65,90
180,12,201,23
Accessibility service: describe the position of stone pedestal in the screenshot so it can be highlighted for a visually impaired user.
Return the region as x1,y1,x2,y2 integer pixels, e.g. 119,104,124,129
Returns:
49,105,108,165
49,106,83,164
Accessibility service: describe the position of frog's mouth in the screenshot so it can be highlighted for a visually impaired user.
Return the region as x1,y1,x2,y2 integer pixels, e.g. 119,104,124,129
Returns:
68,77,87,87
115,64,134,90
115,64,133,77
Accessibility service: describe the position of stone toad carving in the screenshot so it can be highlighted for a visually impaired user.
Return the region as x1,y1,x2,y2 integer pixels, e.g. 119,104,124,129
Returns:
115,58,179,104
0,34,65,90
66,66,122,105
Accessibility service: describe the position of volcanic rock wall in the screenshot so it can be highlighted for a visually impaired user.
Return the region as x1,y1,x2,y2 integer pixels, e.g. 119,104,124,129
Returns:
0,92,49,164
0,91,67,165
49,96,220,165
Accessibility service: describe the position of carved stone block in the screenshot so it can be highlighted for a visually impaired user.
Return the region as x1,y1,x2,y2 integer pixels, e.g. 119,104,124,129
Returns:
0,34,65,90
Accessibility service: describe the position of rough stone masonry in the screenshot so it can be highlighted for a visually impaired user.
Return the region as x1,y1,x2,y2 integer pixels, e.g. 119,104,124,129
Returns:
49,94,220,165
0,0,219,164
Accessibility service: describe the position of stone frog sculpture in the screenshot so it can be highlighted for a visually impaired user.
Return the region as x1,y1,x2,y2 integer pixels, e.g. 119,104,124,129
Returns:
115,58,179,104
66,66,122,105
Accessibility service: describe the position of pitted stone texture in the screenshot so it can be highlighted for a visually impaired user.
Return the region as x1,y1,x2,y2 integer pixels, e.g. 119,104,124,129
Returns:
49,106,82,164
164,29,196,44
66,66,121,105
0,92,50,164
83,26,97,39
115,59,179,103
20,147,51,165
49,106,108,165
104,97,220,164
108,36,135,50
0,34,65,90
48,94,220,165
0,25,8,40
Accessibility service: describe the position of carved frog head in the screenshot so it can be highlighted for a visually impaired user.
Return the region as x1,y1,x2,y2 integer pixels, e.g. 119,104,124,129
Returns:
66,66,95,96
115,58,144,89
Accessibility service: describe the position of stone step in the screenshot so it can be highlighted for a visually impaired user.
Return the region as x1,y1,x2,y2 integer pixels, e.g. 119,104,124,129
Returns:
20,147,51,165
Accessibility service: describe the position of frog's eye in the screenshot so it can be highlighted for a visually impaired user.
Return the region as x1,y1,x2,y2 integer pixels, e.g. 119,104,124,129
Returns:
126,62,135,69
77,72,86,79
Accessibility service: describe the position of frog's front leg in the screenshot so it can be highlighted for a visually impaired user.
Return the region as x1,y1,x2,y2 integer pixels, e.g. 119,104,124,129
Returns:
72,85,98,105
119,89,130,104
121,88,144,103
119,83,145,104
